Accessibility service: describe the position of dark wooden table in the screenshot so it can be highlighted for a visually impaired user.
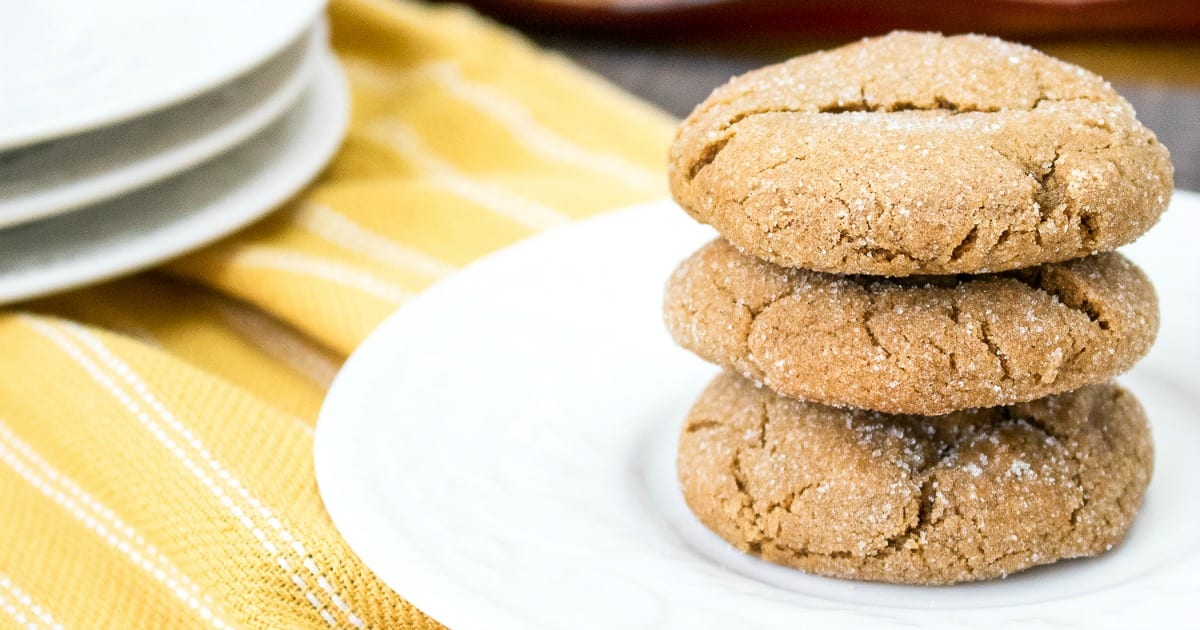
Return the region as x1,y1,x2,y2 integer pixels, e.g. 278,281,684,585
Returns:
535,34,1200,190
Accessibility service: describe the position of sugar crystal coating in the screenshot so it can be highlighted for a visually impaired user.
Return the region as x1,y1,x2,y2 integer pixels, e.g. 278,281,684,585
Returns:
677,372,1153,585
668,31,1173,276
666,31,1165,585
664,239,1159,414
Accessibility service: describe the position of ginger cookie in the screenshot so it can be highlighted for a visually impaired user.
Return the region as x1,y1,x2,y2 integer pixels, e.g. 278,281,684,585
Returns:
668,32,1173,276
677,372,1153,585
664,239,1157,415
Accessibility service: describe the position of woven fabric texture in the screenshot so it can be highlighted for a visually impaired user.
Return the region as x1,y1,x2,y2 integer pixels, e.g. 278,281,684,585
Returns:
0,0,674,626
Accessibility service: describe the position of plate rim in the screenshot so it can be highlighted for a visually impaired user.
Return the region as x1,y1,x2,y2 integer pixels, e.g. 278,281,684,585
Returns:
0,51,349,304
315,199,687,630
0,26,323,228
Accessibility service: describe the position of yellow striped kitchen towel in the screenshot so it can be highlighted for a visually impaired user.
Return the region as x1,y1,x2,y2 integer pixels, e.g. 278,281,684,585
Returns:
0,0,675,627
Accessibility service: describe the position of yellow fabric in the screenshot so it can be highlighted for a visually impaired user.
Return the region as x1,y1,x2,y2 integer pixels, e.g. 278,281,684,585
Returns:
0,0,674,627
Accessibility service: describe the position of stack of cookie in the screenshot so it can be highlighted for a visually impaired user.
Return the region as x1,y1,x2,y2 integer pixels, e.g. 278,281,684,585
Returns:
663,32,1173,584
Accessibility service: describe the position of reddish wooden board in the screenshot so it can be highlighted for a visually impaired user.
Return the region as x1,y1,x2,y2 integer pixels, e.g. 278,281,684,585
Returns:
451,0,1200,38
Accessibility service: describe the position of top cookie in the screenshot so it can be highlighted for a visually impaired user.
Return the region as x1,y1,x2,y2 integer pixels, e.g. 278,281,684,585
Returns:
669,32,1173,276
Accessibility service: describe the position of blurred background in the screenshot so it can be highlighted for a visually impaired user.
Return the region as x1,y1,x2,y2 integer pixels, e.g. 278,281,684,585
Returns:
438,0,1200,188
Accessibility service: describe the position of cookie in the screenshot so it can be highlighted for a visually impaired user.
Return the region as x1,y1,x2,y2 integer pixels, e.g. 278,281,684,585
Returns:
664,239,1157,415
668,31,1173,276
678,372,1153,585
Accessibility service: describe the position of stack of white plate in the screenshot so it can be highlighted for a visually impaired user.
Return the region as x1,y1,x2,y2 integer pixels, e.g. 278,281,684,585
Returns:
0,0,347,303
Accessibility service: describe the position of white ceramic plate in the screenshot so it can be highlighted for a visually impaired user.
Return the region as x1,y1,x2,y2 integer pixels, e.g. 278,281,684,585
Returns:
316,192,1200,629
0,26,321,229
0,0,325,151
0,52,349,305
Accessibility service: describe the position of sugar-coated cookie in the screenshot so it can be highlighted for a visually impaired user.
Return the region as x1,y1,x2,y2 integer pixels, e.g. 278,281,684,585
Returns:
664,239,1157,415
668,32,1173,276
677,372,1153,585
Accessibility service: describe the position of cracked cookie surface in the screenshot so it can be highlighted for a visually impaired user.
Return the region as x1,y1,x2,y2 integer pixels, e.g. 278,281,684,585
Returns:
664,239,1157,415
677,372,1153,584
668,31,1173,276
